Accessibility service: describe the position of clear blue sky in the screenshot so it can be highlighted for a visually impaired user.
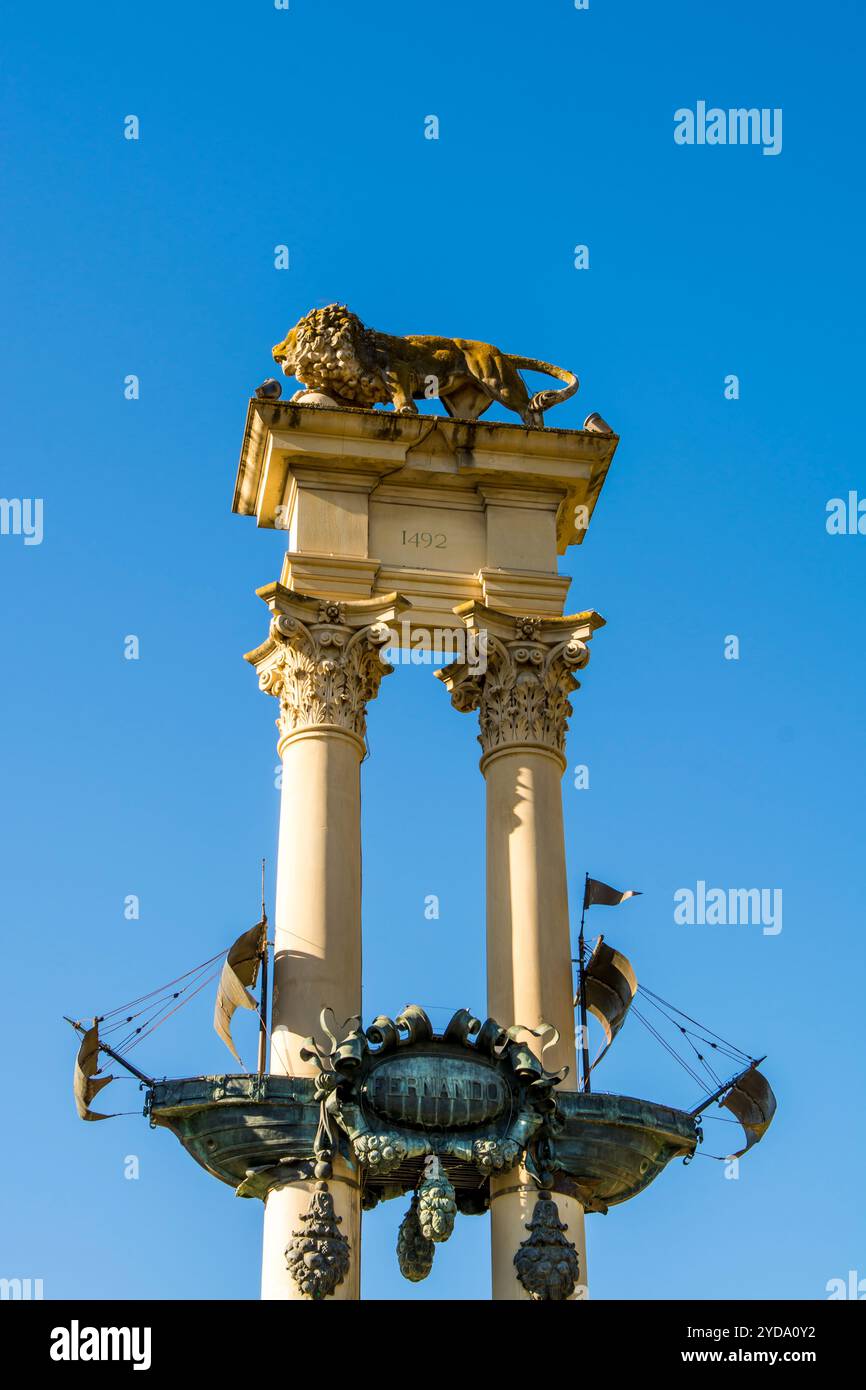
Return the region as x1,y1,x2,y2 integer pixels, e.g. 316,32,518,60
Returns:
2,0,864,1300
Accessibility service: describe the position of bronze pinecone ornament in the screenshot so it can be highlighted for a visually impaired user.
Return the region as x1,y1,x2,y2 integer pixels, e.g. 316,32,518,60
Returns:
513,1190,581,1301
416,1166,458,1243
396,1194,435,1281
285,1182,351,1300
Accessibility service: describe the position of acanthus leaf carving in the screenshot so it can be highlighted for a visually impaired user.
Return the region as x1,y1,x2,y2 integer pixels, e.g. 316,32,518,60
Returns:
255,612,393,745
442,622,590,757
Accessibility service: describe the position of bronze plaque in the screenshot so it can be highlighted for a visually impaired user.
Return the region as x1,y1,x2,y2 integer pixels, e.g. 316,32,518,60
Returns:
366,1053,508,1129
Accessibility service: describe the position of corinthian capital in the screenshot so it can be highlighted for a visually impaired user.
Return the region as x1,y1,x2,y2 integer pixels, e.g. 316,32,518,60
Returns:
245,586,410,751
437,603,605,762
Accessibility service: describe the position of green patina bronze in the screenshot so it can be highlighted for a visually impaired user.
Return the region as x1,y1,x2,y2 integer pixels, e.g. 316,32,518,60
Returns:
396,1194,435,1282
294,1005,562,1194
538,1091,698,1212
148,1073,321,1199
148,1006,698,1227
285,1182,351,1301
514,1191,581,1301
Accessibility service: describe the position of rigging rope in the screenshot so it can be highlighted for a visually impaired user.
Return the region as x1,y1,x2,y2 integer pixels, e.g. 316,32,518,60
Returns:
97,948,228,1022
638,986,753,1061
638,991,725,1089
639,993,748,1066
121,969,221,1054
91,942,239,1057
608,980,758,1111
630,1005,710,1092
102,958,224,1053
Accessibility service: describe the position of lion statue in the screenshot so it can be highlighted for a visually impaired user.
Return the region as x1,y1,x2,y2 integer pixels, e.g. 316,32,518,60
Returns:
271,304,579,428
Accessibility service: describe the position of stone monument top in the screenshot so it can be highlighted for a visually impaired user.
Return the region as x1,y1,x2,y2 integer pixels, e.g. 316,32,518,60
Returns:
233,307,620,630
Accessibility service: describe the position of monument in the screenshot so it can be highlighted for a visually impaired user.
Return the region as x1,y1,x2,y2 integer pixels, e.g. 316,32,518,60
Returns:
69,306,776,1301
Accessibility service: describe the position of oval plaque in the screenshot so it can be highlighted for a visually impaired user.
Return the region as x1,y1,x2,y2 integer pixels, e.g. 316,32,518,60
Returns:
366,1053,508,1129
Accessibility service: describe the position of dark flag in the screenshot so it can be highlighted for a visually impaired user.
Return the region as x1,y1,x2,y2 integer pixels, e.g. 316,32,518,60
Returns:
584,878,642,910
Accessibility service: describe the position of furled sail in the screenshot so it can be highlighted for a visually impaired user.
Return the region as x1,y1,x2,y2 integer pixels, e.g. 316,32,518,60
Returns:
721,1066,777,1157
73,1022,115,1121
576,936,637,1068
214,920,267,1063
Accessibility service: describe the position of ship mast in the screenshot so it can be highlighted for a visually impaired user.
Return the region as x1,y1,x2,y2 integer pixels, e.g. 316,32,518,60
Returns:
257,858,269,1076
577,872,591,1093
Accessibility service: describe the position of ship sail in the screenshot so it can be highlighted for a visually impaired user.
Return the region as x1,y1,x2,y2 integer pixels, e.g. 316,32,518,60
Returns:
73,1022,115,1121
721,1065,777,1157
575,936,637,1068
214,920,267,1063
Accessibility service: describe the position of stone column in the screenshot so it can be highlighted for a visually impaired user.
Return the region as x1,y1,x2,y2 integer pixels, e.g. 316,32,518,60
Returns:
439,602,603,1300
246,585,407,1301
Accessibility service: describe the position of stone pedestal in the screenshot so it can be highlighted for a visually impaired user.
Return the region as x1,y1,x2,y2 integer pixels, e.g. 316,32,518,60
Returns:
246,586,408,1301
439,603,603,1299
233,400,618,634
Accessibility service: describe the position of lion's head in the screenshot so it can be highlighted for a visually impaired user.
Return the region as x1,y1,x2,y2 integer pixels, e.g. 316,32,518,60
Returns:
272,304,384,406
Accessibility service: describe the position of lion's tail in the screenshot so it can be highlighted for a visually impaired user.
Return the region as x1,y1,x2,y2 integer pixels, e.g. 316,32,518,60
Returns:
508,356,580,415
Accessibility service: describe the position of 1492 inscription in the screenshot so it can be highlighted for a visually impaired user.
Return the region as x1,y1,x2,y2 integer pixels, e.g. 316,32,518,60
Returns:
401,530,446,549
